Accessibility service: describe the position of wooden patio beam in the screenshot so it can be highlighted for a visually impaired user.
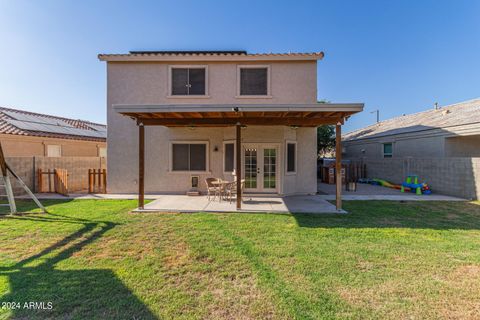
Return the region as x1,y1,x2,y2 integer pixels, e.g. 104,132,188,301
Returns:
138,117,343,127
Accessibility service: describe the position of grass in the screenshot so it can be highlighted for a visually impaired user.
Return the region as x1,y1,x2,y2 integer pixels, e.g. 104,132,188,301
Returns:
0,200,480,319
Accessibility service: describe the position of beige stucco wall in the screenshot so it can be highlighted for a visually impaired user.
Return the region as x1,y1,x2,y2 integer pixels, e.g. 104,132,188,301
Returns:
0,134,106,157
106,60,318,195
108,125,316,195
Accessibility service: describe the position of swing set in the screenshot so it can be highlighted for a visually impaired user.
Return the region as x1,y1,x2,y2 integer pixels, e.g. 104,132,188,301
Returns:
0,141,46,214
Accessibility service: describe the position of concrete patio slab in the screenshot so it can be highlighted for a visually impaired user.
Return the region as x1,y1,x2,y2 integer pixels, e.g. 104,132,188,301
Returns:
137,195,344,214
317,182,466,201
317,194,465,201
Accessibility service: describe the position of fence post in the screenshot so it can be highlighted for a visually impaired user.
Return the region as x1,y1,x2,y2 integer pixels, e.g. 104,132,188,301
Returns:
37,168,42,193
47,169,52,192
88,169,92,193
102,169,107,193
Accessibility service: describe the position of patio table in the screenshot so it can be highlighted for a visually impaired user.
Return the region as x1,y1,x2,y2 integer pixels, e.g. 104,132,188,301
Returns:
211,180,232,201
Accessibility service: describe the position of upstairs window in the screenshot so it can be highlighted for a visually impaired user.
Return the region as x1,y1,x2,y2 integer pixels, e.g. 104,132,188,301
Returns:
239,67,269,96
171,67,206,96
383,143,393,158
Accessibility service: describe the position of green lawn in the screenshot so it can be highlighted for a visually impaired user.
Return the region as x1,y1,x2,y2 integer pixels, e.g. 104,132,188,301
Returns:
1,200,480,319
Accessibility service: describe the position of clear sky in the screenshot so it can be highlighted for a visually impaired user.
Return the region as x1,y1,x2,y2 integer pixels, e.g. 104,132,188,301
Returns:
1,0,479,132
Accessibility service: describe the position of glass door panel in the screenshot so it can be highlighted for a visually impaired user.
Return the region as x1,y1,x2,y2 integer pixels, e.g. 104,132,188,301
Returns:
263,148,276,190
244,148,257,189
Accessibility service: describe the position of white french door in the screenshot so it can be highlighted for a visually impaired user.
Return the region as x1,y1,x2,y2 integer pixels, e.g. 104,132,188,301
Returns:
243,144,278,193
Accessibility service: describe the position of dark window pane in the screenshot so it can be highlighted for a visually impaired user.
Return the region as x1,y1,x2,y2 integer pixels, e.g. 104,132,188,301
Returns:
188,68,205,95
172,69,188,95
189,144,206,171
383,143,392,154
224,143,234,172
240,68,268,95
172,144,189,171
287,143,296,172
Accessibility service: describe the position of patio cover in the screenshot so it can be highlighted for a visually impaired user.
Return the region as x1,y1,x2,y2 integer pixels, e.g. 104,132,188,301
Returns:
114,103,363,127
115,103,364,211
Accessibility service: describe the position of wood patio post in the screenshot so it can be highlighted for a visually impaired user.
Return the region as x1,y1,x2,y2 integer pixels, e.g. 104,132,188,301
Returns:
335,122,342,211
138,122,145,209
236,123,242,210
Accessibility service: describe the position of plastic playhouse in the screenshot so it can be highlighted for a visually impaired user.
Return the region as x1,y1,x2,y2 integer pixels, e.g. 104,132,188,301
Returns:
401,175,431,195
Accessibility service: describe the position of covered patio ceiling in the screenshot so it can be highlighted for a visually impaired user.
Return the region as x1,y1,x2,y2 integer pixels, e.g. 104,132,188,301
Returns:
114,103,363,127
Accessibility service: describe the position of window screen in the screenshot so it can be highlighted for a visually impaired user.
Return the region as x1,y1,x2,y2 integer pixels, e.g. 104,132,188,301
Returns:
172,144,189,170
189,144,206,171
240,68,268,95
224,143,234,172
172,143,207,171
188,69,206,95
287,143,296,172
171,68,205,95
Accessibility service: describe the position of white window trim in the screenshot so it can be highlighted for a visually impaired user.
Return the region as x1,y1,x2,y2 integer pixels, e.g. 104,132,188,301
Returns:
223,140,236,174
167,65,210,98
382,142,393,158
169,140,210,173
236,65,272,98
285,140,297,175
98,146,107,158
46,144,62,157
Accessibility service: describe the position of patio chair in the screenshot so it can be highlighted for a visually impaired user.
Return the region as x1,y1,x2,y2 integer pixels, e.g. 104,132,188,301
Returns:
205,177,221,201
225,179,245,204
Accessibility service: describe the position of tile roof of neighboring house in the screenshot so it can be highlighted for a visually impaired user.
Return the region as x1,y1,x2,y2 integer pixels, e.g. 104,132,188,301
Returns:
343,98,480,141
0,107,106,142
98,50,324,61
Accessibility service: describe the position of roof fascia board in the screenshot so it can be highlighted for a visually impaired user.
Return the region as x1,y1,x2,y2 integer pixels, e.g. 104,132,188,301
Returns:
113,103,364,113
98,54,323,62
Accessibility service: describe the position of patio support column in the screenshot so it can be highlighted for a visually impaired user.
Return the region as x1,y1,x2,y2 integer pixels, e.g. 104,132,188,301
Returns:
236,123,242,210
335,122,342,211
138,122,145,209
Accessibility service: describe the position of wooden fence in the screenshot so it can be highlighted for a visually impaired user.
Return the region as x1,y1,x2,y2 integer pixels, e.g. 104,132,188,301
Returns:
88,169,107,194
320,161,366,184
37,168,69,196
345,162,367,183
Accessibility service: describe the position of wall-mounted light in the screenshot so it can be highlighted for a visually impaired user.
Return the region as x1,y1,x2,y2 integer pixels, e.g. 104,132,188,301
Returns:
214,146,219,152
189,125,195,130
290,125,299,130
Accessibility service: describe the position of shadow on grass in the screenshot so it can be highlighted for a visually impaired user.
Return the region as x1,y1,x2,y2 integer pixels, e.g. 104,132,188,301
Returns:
0,199,75,215
0,205,157,319
292,200,480,230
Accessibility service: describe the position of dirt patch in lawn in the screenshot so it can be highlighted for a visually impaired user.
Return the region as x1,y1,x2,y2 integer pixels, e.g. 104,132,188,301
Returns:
438,265,480,319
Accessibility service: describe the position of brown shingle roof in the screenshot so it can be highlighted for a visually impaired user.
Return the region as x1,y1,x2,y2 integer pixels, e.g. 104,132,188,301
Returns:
0,107,106,142
343,98,480,141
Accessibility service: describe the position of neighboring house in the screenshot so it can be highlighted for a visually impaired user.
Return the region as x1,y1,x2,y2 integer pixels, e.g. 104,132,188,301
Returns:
98,50,363,207
343,98,480,159
0,107,107,157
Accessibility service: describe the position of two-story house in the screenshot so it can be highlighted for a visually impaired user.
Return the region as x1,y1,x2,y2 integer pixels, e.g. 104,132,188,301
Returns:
98,50,363,210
